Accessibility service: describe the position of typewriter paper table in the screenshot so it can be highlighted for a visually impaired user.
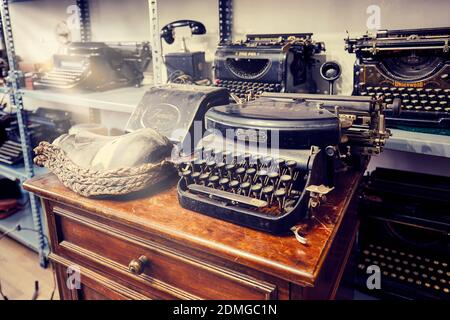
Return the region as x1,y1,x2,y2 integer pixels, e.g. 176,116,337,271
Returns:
24,170,361,300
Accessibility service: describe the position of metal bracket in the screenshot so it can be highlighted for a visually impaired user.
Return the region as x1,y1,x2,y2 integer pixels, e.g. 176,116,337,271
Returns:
77,0,91,42
219,0,232,44
306,184,334,210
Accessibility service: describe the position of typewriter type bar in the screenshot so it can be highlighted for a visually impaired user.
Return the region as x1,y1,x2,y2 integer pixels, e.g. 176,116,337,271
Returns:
345,27,450,131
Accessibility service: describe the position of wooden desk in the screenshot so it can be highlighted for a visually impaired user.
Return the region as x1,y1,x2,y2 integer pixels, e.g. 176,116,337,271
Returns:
24,169,361,300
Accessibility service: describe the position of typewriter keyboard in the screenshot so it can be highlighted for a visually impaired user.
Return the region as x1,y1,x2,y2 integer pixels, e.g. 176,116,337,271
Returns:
360,87,450,113
0,140,23,165
357,243,450,298
215,79,282,99
36,68,85,89
176,148,306,216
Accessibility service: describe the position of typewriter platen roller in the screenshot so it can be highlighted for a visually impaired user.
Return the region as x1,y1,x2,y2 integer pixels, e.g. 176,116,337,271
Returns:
176,94,395,234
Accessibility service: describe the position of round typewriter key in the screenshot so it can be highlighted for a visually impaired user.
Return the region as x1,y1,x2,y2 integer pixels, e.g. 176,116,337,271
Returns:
182,170,192,185
235,167,246,182
358,264,365,270
225,164,235,178
363,250,369,255
280,175,292,189
399,275,405,281
199,173,210,185
422,273,428,279
216,162,226,177
425,258,430,262
416,280,422,285
382,271,388,276
431,276,437,281
442,262,448,267
268,171,279,186
246,167,257,183
274,188,287,213
286,160,297,176
207,160,216,172
208,175,219,188
404,269,410,274
229,180,240,193
407,278,413,283
437,269,443,274
219,177,229,190
391,273,397,278
440,279,446,284
240,182,251,196
191,172,201,184
434,88,442,94
425,282,431,288
257,169,268,184
262,186,274,205
251,184,262,198
262,156,273,167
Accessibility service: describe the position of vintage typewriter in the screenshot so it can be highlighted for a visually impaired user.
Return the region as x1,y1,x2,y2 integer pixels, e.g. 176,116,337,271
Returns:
214,33,324,100
34,42,151,91
345,27,450,132
176,93,396,234
0,107,71,165
357,168,450,300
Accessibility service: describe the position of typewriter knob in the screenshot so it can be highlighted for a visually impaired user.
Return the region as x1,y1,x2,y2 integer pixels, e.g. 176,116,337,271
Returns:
391,98,402,116
128,255,148,275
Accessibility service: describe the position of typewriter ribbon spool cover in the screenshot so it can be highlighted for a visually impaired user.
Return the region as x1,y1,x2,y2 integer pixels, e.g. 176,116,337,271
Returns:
125,84,229,154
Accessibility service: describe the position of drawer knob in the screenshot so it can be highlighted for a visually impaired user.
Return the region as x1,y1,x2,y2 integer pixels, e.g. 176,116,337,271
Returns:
128,255,148,275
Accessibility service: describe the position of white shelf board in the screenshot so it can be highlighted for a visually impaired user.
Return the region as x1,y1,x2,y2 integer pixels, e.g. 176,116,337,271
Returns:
0,163,48,181
19,85,150,113
386,129,450,158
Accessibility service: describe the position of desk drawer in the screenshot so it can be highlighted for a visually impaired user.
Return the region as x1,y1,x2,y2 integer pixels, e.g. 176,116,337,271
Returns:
51,204,278,300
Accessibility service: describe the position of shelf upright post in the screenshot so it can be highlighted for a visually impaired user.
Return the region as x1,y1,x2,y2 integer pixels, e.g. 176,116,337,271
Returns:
77,0,91,42
148,0,163,85
0,0,47,267
219,0,232,44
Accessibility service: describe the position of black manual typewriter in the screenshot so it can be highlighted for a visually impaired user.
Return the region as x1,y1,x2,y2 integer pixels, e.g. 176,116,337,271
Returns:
34,42,151,91
345,27,450,132
214,33,324,100
175,93,396,234
0,107,71,165
357,168,450,300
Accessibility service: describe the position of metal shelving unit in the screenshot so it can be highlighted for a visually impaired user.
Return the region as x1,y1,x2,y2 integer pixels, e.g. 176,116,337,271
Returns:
0,0,47,267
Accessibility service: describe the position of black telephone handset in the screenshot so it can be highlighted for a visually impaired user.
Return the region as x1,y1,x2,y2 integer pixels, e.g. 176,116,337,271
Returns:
160,20,206,44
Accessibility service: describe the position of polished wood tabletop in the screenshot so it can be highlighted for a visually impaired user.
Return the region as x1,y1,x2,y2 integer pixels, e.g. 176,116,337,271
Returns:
24,169,362,287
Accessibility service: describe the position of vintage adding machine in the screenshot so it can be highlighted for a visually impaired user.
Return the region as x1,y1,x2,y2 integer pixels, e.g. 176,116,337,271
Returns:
34,42,151,91
345,27,450,132
176,93,397,234
357,168,450,300
214,33,324,99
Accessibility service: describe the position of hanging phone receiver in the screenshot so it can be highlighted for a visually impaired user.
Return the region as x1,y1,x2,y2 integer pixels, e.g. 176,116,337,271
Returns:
160,20,206,44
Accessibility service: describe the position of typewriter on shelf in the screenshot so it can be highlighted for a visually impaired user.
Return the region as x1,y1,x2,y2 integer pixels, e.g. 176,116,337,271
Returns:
214,33,324,100
0,107,71,165
357,168,450,300
345,27,450,132
175,93,396,234
34,42,151,91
